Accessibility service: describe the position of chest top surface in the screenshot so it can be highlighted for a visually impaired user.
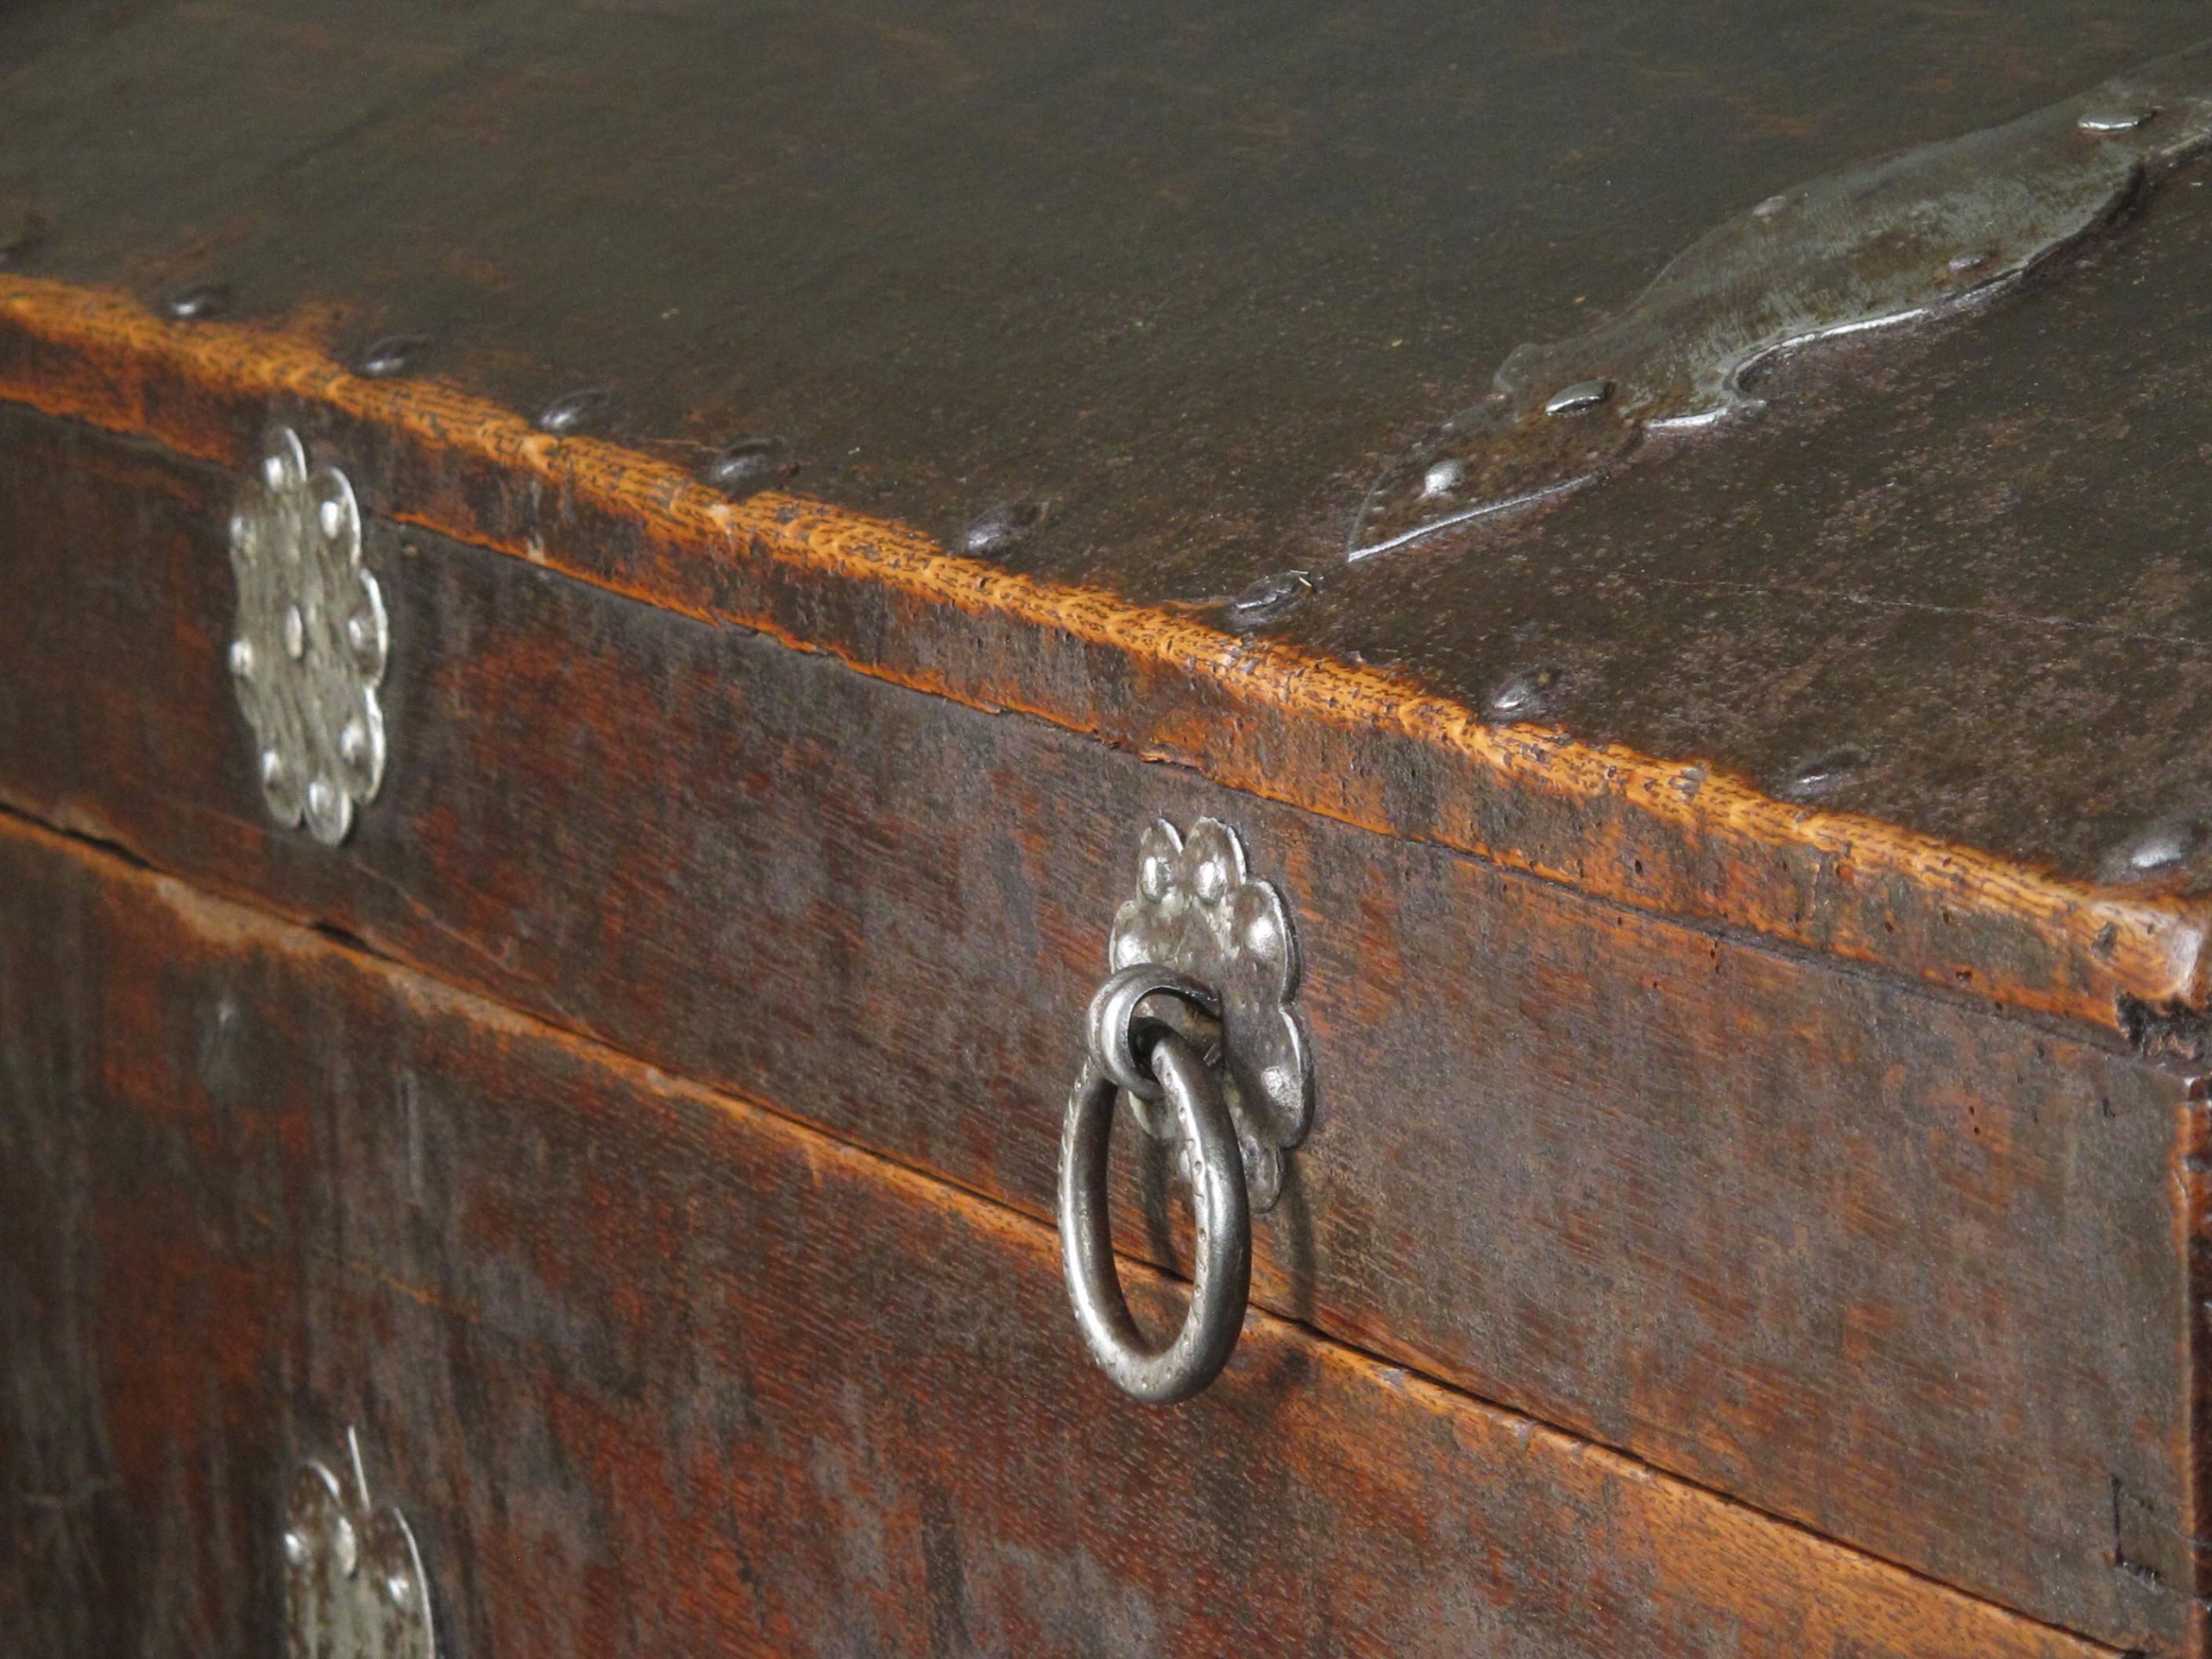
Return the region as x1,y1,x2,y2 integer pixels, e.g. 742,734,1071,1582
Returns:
5,0,2212,1016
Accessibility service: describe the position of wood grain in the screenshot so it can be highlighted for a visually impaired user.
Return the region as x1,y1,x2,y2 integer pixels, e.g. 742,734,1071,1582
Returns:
2,0,2211,903
0,412,2199,1650
0,813,2133,1659
0,275,2203,1042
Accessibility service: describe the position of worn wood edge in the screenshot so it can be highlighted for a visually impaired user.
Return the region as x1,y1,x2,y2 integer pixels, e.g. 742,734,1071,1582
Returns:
0,273,2202,1040
1,805,2135,1659
2183,1079,2212,1656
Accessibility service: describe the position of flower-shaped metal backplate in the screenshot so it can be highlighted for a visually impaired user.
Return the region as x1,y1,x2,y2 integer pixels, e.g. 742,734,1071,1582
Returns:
229,427,388,844
284,1456,435,1659
1110,818,1311,1211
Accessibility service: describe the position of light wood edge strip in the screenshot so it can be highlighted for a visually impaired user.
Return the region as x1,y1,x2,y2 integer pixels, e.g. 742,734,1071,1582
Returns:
1,272,2203,1038
6,803,2126,1659
2181,1083,2212,1653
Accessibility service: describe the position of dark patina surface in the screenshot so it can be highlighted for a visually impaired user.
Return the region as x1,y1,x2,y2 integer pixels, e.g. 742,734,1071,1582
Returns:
3,1,2210,881
2,410,2196,1643
0,815,2130,1659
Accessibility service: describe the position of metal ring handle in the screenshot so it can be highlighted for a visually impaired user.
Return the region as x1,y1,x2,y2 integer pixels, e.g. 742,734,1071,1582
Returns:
1058,1026,1251,1404
1085,962,1221,1101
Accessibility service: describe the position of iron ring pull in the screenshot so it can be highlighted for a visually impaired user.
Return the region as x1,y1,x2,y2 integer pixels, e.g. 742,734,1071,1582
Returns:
1059,965,1251,1404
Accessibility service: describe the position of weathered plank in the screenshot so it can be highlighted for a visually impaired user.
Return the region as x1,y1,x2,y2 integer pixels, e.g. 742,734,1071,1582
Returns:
0,815,2130,1658
0,413,2198,1649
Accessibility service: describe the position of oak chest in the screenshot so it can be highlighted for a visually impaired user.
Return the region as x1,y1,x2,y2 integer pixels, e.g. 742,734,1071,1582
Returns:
5,5,2212,1656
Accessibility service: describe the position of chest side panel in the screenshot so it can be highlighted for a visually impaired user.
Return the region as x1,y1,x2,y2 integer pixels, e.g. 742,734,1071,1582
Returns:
0,817,2129,1659
0,415,2199,1649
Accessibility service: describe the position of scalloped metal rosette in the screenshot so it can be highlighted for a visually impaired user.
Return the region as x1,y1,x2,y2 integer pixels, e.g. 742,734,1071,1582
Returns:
228,427,388,845
284,1457,436,1659
1109,817,1312,1212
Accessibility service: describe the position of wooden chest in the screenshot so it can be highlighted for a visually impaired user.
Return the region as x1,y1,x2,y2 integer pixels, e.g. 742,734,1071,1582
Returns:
5,5,2212,1655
